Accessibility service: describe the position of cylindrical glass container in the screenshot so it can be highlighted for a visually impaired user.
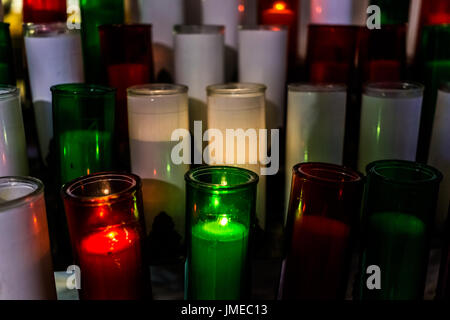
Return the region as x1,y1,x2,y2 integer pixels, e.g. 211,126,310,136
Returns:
238,26,288,131
280,163,363,299
0,86,29,176
207,83,267,230
80,0,124,84
358,82,423,173
285,84,347,219
0,177,56,300
128,84,189,260
99,24,154,171
428,84,450,233
185,166,258,300
0,23,16,86
174,25,224,140
23,0,67,24
369,0,411,25
51,84,115,185
24,23,84,164
358,160,442,300
62,172,150,300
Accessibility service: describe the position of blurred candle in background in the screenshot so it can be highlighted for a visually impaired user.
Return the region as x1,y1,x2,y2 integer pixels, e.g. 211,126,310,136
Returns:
128,84,189,262
133,0,184,81
428,84,450,234
185,166,258,300
0,86,28,176
24,23,84,165
207,83,267,230
0,23,16,86
358,82,423,173
280,163,363,299
99,24,154,171
284,84,347,220
174,25,224,150
238,25,287,131
437,212,450,300
62,173,150,300
23,0,67,24
201,0,239,81
51,84,115,185
418,0,450,27
79,0,124,84
310,0,353,25
359,160,442,300
0,177,56,300
369,0,411,25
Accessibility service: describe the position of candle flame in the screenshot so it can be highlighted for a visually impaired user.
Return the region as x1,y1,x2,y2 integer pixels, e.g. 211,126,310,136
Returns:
274,1,287,11
238,4,245,12
219,217,228,226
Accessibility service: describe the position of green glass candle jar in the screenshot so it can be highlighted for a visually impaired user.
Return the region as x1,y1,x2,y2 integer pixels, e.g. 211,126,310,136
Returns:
185,166,258,300
369,0,411,25
51,84,116,184
0,23,16,85
358,160,442,300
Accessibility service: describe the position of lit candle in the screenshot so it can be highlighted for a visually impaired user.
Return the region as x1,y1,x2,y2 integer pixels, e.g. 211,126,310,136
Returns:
62,172,150,300
24,23,85,164
0,177,56,299
22,0,67,24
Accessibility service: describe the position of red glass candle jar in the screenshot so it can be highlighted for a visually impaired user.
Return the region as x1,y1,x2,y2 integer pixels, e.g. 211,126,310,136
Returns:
23,0,67,24
62,172,150,300
359,24,407,82
99,24,154,171
279,163,364,299
420,0,450,26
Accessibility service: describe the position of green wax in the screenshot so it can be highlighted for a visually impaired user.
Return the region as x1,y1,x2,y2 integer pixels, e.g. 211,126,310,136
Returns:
362,212,427,300
189,220,249,300
59,130,112,184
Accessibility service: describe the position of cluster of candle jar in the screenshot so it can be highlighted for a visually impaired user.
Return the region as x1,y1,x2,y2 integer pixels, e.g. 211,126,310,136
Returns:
0,0,449,301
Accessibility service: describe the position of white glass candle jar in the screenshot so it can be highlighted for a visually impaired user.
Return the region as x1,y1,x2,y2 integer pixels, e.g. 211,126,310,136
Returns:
24,23,84,163
285,84,347,219
428,84,450,233
0,177,56,300
207,83,267,229
0,86,28,176
238,26,288,131
358,82,423,172
128,84,189,241
310,0,355,25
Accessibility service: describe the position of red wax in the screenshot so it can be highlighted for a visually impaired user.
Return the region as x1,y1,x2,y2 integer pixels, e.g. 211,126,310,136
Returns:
310,61,351,83
78,225,144,300
368,60,402,82
420,0,450,25
282,215,350,299
23,0,67,23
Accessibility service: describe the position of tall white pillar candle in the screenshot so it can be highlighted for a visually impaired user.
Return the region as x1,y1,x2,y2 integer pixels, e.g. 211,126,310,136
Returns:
358,82,424,172
285,84,347,220
238,26,288,130
310,0,365,25
207,83,267,229
128,84,189,240
0,177,56,300
0,86,28,176
24,23,84,163
428,84,450,233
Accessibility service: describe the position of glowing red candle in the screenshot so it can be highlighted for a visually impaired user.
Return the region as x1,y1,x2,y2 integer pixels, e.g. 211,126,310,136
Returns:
62,172,150,300
420,0,450,26
23,0,67,23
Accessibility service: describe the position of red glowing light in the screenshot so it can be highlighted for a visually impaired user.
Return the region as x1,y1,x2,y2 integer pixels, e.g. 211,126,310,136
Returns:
274,1,287,11
81,226,137,255
238,4,245,12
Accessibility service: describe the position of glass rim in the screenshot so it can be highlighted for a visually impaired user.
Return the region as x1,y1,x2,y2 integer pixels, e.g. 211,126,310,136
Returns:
288,83,347,92
50,83,116,97
98,23,153,32
239,25,288,31
23,22,76,37
366,160,443,186
363,82,424,98
0,86,19,100
174,25,225,34
293,162,363,185
62,172,141,205
0,177,44,212
185,166,259,192
128,83,188,96
207,83,267,95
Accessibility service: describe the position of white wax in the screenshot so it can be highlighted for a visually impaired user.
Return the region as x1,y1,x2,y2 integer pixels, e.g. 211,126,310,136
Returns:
358,93,423,172
285,86,346,220
128,89,189,238
25,32,84,163
0,90,29,176
310,0,355,25
0,183,55,299
238,28,288,130
428,89,450,232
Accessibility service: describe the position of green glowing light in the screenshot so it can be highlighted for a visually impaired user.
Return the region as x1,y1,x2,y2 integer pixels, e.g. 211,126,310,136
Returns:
167,164,171,173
